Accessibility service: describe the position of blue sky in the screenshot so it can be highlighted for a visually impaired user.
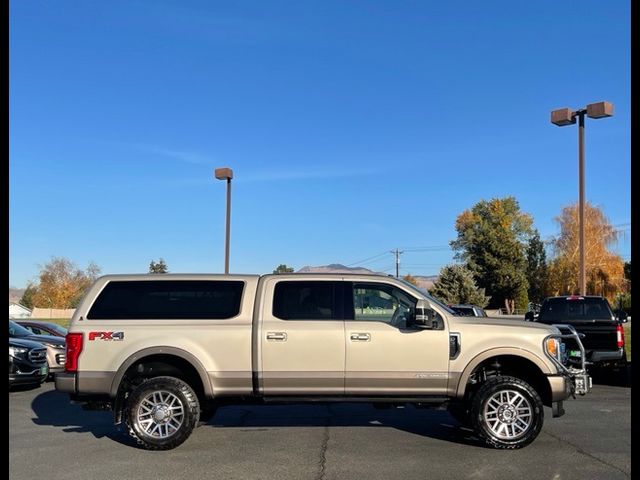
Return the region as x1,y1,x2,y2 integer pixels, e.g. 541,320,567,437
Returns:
9,0,630,287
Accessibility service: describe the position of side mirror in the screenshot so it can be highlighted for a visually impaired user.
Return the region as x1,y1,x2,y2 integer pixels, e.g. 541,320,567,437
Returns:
524,311,534,322
413,300,444,330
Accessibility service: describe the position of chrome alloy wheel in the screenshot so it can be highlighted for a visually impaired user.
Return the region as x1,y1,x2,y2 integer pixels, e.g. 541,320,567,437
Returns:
136,390,185,439
482,389,533,440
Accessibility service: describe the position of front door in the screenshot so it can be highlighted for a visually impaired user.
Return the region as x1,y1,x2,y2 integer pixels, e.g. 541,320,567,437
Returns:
260,279,346,394
344,281,450,395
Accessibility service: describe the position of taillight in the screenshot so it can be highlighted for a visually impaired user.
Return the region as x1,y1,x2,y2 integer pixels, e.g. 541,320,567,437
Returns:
65,333,83,372
616,324,625,349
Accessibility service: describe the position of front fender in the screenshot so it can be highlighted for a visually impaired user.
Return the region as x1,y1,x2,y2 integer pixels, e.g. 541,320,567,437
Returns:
454,347,554,398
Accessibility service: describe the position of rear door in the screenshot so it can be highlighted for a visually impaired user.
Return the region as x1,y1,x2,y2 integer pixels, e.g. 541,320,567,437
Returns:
259,279,346,394
344,281,450,395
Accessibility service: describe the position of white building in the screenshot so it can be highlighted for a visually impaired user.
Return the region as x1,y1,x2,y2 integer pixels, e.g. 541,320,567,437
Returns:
9,303,32,319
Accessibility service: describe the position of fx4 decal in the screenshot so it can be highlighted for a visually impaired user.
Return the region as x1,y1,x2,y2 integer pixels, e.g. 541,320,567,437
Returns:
88,331,124,341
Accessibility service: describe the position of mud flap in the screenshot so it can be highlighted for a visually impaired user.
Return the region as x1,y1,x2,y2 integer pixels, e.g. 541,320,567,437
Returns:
552,401,565,418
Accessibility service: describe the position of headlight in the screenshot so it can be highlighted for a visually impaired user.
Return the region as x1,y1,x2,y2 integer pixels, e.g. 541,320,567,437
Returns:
544,338,561,362
9,346,28,357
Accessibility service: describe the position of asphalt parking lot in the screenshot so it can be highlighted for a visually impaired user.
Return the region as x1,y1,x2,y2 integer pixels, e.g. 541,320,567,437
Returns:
10,379,630,480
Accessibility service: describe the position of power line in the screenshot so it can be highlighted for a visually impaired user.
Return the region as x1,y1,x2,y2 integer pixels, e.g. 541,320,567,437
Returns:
346,245,451,268
401,246,450,252
345,251,390,267
402,263,449,267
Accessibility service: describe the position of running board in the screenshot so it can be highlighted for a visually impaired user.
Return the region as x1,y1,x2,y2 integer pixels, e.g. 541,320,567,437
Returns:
261,396,450,404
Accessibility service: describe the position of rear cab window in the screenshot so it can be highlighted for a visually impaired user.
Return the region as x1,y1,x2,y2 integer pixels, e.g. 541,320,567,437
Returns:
272,281,345,320
87,280,245,320
537,297,615,323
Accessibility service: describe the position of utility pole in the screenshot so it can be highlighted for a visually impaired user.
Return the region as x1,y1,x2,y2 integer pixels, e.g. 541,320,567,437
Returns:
391,249,403,278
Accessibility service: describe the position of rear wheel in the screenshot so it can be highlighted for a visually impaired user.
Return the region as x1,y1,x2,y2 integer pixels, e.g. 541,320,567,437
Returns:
470,376,544,449
125,376,200,450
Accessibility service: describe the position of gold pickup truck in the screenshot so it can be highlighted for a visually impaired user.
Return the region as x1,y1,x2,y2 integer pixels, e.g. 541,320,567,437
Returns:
55,273,591,450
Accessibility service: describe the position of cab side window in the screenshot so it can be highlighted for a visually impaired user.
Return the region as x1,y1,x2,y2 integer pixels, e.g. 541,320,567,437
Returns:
352,283,416,328
272,281,342,320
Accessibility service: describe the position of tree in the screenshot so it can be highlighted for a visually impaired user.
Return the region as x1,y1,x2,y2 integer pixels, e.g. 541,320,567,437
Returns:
624,260,631,285
31,257,102,309
149,258,169,274
428,264,490,307
402,273,419,286
451,197,532,313
273,264,294,274
546,202,624,300
19,283,38,309
525,231,548,304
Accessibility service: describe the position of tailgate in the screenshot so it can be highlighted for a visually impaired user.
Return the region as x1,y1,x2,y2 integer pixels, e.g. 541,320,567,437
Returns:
566,322,618,351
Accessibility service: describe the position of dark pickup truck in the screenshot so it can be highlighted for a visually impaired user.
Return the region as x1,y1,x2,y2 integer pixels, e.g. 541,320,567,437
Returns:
528,295,628,371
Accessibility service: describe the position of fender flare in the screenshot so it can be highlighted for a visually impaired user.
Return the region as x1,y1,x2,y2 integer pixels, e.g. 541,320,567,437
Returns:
110,346,214,398
455,347,553,398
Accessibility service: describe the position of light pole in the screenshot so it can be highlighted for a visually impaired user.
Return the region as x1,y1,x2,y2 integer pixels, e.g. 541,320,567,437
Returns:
551,101,613,295
214,167,233,274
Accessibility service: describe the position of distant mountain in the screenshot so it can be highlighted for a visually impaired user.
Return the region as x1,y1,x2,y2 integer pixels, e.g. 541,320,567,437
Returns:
9,288,25,304
296,264,384,275
295,264,439,291
411,275,439,291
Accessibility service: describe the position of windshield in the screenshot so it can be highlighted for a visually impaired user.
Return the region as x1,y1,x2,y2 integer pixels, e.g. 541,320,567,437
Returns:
537,297,615,322
49,323,68,336
9,320,33,338
45,323,68,335
397,279,457,315
451,306,474,316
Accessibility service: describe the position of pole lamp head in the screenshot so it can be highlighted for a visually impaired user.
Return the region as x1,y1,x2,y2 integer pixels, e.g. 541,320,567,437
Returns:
551,108,576,126
215,167,233,181
586,101,614,119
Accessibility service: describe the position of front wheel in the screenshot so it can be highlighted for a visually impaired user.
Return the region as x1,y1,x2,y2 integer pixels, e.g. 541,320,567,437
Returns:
470,376,544,449
125,376,200,450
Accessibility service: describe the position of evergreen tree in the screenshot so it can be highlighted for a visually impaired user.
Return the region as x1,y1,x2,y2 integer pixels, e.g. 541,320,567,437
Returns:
273,264,294,274
429,264,489,307
525,231,548,304
149,258,169,274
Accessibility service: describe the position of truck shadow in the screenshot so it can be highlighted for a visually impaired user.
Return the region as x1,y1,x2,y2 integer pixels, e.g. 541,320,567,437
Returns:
208,403,489,448
590,361,631,387
29,389,137,447
30,389,487,448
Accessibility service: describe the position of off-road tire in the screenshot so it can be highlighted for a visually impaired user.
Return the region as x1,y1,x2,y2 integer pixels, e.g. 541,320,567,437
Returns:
470,375,544,449
125,376,200,450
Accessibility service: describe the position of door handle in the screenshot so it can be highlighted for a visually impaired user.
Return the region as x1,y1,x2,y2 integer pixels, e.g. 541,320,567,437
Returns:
266,332,287,341
350,333,371,342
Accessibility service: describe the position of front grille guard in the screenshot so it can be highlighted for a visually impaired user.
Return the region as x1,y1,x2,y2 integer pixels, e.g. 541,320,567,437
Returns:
546,324,591,395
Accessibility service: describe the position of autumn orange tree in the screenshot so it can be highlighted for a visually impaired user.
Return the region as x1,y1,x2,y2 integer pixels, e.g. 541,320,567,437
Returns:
547,202,624,300
402,273,419,286
29,257,101,309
